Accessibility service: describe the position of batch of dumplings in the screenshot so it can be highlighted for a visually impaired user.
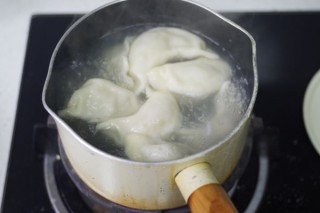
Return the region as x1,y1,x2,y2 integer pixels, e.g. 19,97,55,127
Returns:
59,27,246,162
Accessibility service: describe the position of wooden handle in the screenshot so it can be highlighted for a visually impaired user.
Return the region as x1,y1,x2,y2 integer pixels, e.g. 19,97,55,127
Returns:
175,163,238,213
188,183,238,213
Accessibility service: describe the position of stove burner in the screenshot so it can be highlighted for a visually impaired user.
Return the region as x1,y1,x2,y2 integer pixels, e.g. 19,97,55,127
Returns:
44,131,91,213
43,117,269,213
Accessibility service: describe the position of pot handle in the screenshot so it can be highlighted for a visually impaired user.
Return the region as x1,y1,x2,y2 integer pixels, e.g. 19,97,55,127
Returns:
175,163,238,213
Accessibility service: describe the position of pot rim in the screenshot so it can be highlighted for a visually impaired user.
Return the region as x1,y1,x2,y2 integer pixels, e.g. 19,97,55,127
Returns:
42,0,258,167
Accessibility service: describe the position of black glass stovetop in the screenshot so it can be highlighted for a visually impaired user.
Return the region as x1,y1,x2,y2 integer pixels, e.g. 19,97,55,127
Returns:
2,13,320,213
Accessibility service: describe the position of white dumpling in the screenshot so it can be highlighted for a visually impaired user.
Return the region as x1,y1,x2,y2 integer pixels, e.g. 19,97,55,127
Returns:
174,82,246,151
128,27,219,94
99,37,135,89
59,78,139,123
147,57,232,99
208,81,246,141
125,134,190,162
174,127,210,151
96,92,182,146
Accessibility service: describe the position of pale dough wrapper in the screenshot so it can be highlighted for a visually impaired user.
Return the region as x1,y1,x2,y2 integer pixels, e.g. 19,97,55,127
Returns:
99,37,135,90
59,78,139,123
97,92,182,146
125,134,191,162
128,27,219,94
147,57,232,99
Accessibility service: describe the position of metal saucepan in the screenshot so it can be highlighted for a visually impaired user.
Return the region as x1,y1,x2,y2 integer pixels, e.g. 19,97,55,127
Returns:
42,0,257,211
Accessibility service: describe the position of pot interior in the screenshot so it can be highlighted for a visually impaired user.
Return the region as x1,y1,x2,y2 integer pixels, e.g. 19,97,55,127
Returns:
44,0,257,161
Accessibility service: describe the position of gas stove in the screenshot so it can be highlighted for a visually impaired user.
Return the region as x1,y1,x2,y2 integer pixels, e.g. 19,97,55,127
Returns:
2,13,320,213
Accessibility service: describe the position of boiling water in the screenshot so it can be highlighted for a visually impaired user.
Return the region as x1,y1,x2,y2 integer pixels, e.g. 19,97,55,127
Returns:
59,24,249,160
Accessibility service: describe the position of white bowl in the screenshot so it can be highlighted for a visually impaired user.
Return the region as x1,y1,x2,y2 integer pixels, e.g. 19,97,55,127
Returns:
303,69,320,156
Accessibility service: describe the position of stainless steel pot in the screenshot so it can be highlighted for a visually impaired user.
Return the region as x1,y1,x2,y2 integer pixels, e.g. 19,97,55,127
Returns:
42,0,257,211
